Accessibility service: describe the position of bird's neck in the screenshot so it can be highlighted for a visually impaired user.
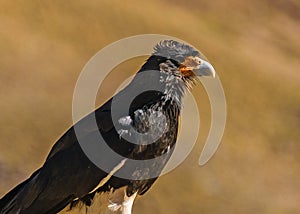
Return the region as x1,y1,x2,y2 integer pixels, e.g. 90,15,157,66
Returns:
159,69,186,109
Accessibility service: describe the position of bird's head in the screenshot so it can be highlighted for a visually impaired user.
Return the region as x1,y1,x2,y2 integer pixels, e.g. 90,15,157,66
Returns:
152,40,216,79
136,40,216,91
134,40,215,95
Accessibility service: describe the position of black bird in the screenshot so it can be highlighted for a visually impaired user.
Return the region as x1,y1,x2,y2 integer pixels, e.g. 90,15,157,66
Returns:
0,40,216,214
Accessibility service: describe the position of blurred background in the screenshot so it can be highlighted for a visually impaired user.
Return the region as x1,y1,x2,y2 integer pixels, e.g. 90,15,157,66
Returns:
0,0,300,213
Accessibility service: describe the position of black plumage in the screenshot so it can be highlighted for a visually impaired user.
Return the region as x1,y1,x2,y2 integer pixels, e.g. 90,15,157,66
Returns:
0,40,216,214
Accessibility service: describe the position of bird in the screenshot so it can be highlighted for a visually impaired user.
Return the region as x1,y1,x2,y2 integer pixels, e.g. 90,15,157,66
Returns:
0,40,216,214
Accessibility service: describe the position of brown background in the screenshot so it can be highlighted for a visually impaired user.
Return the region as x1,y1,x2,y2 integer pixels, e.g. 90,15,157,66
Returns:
0,0,300,213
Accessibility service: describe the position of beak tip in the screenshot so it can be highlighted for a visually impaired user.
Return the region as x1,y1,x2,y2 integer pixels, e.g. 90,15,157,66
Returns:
196,60,216,78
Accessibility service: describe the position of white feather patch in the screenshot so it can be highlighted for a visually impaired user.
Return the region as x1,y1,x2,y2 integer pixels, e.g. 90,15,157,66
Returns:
89,159,127,194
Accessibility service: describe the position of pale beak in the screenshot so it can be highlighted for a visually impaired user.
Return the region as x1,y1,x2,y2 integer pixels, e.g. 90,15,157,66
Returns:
194,60,216,78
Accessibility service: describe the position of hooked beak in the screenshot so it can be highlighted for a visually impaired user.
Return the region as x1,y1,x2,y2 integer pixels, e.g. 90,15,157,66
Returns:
194,60,216,78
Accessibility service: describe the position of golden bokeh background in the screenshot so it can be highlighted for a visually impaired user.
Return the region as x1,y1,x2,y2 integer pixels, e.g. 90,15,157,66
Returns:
0,0,300,213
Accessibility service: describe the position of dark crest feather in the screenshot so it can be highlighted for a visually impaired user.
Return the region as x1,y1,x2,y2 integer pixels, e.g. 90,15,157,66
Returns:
153,40,200,61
